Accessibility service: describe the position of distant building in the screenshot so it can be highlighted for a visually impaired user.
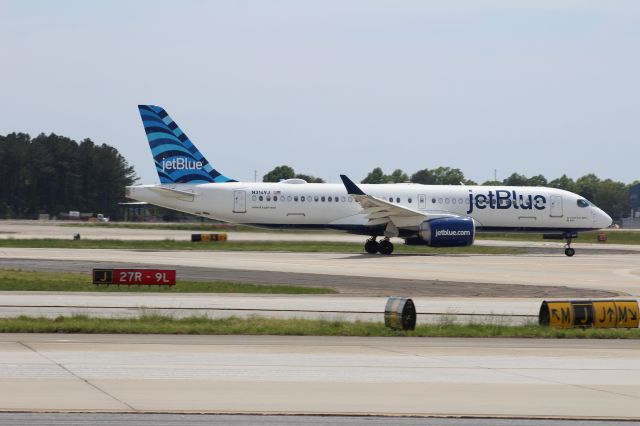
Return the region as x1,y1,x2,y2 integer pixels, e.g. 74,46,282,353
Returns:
630,184,640,217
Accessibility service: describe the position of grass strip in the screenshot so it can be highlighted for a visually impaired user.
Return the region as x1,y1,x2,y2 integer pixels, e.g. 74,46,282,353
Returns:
0,315,638,338
0,269,334,294
59,222,326,233
0,238,520,254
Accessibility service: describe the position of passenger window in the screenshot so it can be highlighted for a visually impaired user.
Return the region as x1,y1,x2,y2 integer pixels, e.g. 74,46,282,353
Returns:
459,198,463,204
432,198,436,203
266,196,271,202
577,199,589,208
294,196,298,202
287,196,292,202
321,196,325,202
452,198,456,204
396,197,400,203
341,196,346,202
328,196,333,202
314,195,319,202
335,197,339,202
445,198,450,204
252,195,257,201
438,198,443,204
408,198,412,203
259,196,263,201
273,196,278,201
348,197,353,202
465,198,469,204
300,196,305,202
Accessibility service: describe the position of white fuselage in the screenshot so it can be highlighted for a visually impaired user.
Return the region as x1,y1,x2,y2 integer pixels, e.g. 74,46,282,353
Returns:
126,181,612,235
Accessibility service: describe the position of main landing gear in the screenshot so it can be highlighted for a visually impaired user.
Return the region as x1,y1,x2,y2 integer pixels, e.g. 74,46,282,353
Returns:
364,237,394,255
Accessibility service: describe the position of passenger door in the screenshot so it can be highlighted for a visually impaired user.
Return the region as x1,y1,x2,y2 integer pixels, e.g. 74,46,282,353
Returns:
233,190,246,213
550,195,563,217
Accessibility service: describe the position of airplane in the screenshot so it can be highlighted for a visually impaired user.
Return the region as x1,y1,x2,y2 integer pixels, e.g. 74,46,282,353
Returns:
126,105,613,257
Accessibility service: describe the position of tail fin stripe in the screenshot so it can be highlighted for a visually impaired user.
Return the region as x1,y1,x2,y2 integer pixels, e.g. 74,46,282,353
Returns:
147,132,182,144
138,104,236,184
151,147,196,159
144,126,174,136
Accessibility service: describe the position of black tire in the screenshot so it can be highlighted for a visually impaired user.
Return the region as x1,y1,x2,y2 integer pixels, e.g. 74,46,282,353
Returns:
364,240,379,254
565,247,575,257
379,240,394,255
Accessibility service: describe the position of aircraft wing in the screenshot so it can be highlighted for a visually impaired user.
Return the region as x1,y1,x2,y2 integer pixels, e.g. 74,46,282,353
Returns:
340,175,433,231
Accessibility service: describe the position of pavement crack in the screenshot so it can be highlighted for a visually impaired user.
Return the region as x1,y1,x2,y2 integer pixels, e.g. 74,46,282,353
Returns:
494,368,640,401
18,341,136,411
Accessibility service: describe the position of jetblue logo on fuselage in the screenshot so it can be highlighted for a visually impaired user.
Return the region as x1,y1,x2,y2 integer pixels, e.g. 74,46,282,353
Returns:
466,189,546,214
162,158,203,171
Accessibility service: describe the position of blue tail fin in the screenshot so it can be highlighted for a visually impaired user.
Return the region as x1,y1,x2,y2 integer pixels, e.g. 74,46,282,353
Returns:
138,105,236,184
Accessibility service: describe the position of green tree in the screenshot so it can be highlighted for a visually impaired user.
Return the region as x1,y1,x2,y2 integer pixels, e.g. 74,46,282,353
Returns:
386,169,409,183
0,132,136,219
361,167,386,184
431,167,465,185
575,173,601,201
410,169,435,184
593,179,628,220
502,173,528,186
549,174,576,192
263,165,295,182
295,173,325,183
526,174,548,187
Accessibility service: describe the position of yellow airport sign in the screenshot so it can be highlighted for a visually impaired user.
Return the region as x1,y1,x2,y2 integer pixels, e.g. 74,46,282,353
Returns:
541,300,639,329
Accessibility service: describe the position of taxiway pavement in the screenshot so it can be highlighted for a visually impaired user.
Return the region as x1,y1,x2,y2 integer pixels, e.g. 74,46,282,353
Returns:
0,248,638,295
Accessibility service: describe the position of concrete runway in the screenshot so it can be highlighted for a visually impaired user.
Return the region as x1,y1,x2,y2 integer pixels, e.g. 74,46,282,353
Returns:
0,334,638,419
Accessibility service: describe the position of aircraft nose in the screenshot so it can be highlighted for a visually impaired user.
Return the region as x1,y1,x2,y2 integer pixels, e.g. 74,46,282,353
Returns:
595,209,613,229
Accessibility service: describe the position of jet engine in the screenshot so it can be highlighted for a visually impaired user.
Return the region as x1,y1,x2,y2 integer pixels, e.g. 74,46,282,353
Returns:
417,217,475,247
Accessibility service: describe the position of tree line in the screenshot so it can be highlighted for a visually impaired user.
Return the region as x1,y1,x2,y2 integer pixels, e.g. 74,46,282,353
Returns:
264,164,637,220
0,133,136,219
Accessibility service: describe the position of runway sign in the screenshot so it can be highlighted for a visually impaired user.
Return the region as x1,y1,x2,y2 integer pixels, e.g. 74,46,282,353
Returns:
93,269,176,286
540,300,639,329
191,233,228,242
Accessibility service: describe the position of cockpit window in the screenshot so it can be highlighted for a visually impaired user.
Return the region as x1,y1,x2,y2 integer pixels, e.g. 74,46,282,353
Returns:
577,199,589,208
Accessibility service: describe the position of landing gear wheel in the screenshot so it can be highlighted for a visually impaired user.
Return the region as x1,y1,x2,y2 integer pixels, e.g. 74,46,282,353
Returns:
379,239,394,255
364,239,379,254
563,232,576,257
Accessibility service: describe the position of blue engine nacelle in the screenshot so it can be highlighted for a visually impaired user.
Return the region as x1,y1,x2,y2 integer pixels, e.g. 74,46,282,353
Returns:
418,217,475,247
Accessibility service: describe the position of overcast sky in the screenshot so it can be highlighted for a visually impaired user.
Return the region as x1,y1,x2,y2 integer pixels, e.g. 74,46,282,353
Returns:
1,1,639,184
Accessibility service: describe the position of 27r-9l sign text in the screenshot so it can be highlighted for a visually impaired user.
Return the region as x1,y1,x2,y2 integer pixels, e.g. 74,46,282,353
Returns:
93,269,176,286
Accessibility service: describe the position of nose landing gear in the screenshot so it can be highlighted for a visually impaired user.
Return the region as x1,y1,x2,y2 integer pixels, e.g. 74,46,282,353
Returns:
564,232,577,257
364,237,394,255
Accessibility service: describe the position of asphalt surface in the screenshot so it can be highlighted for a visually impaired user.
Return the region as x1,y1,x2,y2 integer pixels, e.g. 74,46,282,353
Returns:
0,258,618,298
0,413,637,426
